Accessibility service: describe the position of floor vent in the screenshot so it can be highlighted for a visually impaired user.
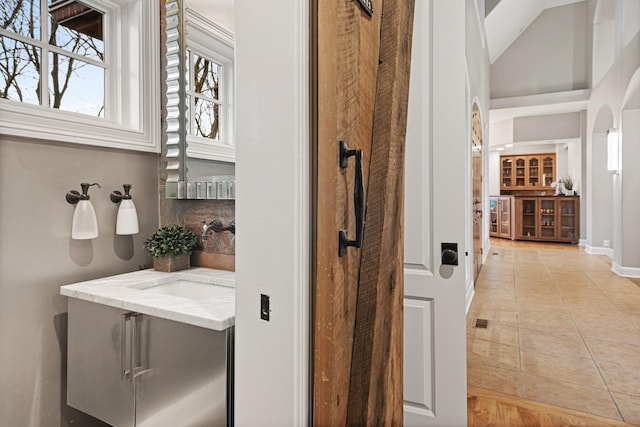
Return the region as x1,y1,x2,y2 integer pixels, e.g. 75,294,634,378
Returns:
492,251,500,255
475,319,488,329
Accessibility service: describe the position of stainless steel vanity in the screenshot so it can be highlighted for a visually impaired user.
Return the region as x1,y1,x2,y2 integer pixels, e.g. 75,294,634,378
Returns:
61,268,235,427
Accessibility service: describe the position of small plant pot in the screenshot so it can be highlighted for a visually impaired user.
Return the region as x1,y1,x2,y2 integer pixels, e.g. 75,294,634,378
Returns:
153,253,190,272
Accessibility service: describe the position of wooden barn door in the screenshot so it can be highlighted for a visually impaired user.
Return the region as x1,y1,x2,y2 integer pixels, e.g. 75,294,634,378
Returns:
312,0,414,425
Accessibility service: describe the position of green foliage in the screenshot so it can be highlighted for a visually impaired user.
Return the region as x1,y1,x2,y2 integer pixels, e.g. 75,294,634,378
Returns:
144,225,200,258
563,176,573,190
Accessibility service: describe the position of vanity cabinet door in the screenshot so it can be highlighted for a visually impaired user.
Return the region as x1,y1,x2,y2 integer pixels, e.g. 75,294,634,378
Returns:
67,298,135,427
135,316,229,427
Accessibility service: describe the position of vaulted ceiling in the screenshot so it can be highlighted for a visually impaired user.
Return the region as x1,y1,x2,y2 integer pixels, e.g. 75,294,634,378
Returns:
485,0,586,64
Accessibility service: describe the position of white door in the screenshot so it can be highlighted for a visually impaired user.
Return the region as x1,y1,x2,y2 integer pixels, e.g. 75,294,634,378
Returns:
403,1,468,425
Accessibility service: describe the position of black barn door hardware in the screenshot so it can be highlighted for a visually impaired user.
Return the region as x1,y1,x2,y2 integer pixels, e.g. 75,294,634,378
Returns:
339,140,365,257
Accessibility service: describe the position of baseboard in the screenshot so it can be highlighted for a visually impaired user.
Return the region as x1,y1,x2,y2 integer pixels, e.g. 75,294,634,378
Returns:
585,245,613,259
483,239,490,263
578,238,587,247
465,280,475,315
611,262,640,278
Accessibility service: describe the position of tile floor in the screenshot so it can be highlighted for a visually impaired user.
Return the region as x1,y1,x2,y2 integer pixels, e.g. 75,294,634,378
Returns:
467,238,640,424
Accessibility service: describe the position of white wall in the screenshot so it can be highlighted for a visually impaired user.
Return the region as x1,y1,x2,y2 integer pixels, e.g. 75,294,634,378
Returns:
586,4,640,262
491,2,589,98
620,109,640,272
513,112,581,142
0,136,159,427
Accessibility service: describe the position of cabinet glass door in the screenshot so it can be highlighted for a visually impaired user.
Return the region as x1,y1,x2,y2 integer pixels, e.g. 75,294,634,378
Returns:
539,199,556,239
499,198,511,237
514,157,526,188
520,199,537,238
542,156,554,187
528,156,540,187
559,199,577,240
490,198,498,234
502,157,513,188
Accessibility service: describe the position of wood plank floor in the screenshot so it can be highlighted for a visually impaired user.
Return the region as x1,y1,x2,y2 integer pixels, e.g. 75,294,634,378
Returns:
468,386,638,427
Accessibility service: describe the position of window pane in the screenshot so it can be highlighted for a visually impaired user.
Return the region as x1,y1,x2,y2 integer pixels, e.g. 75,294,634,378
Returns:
193,53,220,100
48,52,103,117
190,95,220,140
48,1,104,62
1,0,41,40
0,36,41,105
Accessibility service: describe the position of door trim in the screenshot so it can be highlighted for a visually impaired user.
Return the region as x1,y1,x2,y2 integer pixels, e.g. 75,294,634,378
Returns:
234,0,309,425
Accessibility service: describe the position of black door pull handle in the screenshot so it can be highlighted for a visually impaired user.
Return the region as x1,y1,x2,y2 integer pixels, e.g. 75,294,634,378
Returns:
339,141,364,257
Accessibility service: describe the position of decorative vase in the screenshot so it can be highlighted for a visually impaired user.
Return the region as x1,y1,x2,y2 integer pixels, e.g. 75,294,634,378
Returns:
153,253,190,272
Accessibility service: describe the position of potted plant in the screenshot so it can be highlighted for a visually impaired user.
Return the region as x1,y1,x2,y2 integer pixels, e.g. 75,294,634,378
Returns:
563,176,574,195
144,224,200,272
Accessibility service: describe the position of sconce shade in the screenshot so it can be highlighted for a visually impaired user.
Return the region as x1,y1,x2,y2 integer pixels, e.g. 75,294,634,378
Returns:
116,199,139,235
72,200,99,239
607,128,620,174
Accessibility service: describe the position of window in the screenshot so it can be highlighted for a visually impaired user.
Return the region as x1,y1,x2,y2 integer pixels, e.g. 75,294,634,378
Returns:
0,0,160,152
184,8,234,162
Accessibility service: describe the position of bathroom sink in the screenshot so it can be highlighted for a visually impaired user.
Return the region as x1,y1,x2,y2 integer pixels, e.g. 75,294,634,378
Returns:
140,280,233,301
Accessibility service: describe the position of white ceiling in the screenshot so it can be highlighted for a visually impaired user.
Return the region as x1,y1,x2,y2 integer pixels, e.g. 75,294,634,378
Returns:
185,0,235,31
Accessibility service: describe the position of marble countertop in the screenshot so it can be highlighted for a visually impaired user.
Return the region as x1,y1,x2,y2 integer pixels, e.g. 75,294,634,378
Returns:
60,268,235,331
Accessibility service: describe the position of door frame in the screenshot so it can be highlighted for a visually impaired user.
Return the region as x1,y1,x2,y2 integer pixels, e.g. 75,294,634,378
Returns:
234,0,310,425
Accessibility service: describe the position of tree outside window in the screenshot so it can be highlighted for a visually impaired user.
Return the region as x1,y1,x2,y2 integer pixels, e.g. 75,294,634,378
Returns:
0,0,105,117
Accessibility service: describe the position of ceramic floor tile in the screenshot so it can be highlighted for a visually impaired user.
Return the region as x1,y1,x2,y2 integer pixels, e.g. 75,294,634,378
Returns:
467,309,518,326
598,361,640,396
522,374,622,421
520,348,605,389
519,327,590,358
612,392,640,425
587,340,640,367
517,310,579,336
467,338,520,372
470,239,639,423
467,321,519,347
579,324,640,344
466,363,522,398
572,314,638,334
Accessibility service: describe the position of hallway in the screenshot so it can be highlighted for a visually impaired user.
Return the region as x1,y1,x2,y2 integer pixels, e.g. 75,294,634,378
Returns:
467,238,640,424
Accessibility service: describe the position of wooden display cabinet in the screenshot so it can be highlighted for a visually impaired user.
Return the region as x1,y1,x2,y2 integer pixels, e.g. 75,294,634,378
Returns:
512,196,579,243
500,153,556,191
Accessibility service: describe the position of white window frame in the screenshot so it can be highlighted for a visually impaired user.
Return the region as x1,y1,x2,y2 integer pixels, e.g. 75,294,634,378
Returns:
184,8,235,163
0,0,160,153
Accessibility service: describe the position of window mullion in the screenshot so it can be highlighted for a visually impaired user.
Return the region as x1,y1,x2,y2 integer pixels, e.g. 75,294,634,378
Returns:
40,0,49,108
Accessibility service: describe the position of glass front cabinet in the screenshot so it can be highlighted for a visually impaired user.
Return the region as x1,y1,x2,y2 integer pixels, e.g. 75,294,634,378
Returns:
509,196,579,243
500,153,556,191
490,196,514,239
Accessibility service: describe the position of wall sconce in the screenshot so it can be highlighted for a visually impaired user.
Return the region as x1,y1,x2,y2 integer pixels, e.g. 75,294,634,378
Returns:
607,128,620,174
110,184,139,235
66,183,101,240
